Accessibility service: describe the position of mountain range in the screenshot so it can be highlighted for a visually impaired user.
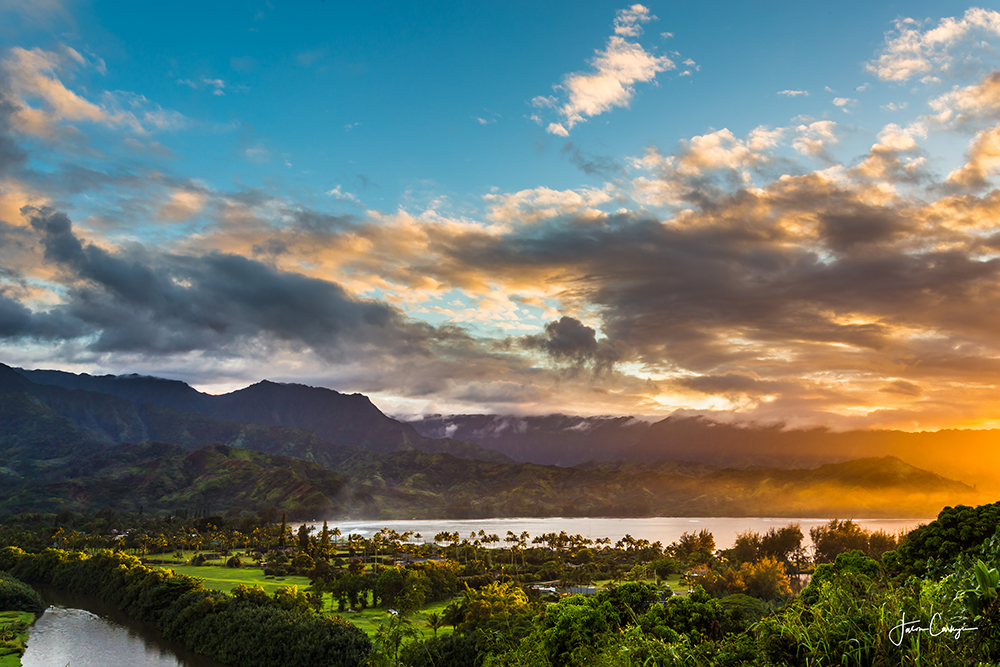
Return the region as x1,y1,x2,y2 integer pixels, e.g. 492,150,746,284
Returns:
412,412,1000,493
0,363,988,519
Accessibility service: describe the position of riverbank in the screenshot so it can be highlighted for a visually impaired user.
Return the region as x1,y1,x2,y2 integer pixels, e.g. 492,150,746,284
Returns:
0,611,33,667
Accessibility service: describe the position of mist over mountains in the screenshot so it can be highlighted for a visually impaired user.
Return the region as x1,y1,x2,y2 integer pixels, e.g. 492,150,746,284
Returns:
412,412,1000,493
0,363,990,519
409,414,650,466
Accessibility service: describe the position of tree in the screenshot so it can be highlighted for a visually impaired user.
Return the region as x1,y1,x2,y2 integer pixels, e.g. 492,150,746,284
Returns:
459,581,533,638
731,529,762,564
278,512,288,548
424,611,444,638
319,521,331,560
675,529,716,564
373,612,419,667
443,600,465,630
760,524,804,563
297,523,312,553
810,519,870,564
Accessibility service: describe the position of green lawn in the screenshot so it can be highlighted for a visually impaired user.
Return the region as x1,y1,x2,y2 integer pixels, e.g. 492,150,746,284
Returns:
162,563,314,596
156,563,460,638
338,597,459,639
0,611,35,667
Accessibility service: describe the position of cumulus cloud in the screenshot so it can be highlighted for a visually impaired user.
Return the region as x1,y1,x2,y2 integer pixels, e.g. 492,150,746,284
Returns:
521,316,618,369
945,125,1000,190
535,4,676,135
866,8,1000,82
630,126,784,206
792,120,838,157
929,71,1000,127
484,185,614,224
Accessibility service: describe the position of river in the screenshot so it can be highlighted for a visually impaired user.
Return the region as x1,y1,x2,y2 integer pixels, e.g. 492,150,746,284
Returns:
298,516,932,550
21,586,227,667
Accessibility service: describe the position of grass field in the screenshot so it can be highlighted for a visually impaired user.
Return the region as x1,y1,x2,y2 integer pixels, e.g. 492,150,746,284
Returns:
342,598,458,639
156,563,459,638
163,563,314,596
0,611,35,667
155,561,684,639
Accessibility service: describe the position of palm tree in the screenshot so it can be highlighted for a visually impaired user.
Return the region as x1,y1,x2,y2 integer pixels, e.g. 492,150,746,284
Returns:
374,612,419,667
443,600,465,630
424,611,445,638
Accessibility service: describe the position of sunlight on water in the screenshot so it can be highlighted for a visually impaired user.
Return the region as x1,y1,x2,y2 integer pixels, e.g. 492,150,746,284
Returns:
296,516,931,550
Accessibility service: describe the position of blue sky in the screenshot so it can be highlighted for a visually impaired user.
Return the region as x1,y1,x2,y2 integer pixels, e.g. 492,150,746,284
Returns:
4,1,1000,430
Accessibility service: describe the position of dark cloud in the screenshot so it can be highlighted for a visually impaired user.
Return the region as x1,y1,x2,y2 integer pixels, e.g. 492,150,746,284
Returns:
424,177,1000,399
0,290,88,340
0,93,27,176
678,373,782,395
817,206,910,253
522,316,618,369
561,142,624,179
17,205,439,358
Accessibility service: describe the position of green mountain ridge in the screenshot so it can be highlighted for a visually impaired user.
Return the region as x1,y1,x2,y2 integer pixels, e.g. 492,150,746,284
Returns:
13,365,509,462
0,363,984,519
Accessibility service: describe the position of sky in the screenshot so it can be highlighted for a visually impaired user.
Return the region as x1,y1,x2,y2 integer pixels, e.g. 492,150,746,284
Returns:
5,1,1000,431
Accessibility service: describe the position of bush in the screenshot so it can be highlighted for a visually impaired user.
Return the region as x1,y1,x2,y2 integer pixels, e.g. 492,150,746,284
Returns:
890,503,1000,577
0,571,45,614
400,632,482,667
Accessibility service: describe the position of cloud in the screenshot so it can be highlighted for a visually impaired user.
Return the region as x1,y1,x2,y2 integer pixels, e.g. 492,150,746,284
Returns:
629,126,784,206
929,71,1000,127
792,120,838,157
833,97,858,113
176,77,242,97
14,205,449,360
945,125,1000,190
326,185,359,202
1,46,185,140
536,5,676,135
484,185,614,224
230,56,257,73
296,48,326,67
866,8,1000,82
158,187,208,222
522,316,618,368
12,6,1000,427
561,141,624,178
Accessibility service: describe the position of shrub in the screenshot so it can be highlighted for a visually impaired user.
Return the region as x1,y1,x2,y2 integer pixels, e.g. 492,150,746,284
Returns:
0,571,45,614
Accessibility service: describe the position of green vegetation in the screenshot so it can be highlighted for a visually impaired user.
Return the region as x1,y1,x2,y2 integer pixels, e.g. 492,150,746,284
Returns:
0,571,44,667
164,563,314,596
2,500,1000,665
0,611,34,667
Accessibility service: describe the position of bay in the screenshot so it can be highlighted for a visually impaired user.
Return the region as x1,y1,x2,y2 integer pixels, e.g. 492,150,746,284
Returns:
298,516,932,550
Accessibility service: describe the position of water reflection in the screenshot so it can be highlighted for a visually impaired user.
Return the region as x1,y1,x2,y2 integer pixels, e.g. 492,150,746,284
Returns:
23,587,227,667
302,516,930,550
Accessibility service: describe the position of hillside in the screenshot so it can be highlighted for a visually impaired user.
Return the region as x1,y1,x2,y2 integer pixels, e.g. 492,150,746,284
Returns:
1,363,986,519
11,365,510,463
0,442,354,518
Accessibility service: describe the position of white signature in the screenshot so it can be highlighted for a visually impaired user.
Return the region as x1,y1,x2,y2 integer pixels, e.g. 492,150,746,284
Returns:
889,612,978,647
